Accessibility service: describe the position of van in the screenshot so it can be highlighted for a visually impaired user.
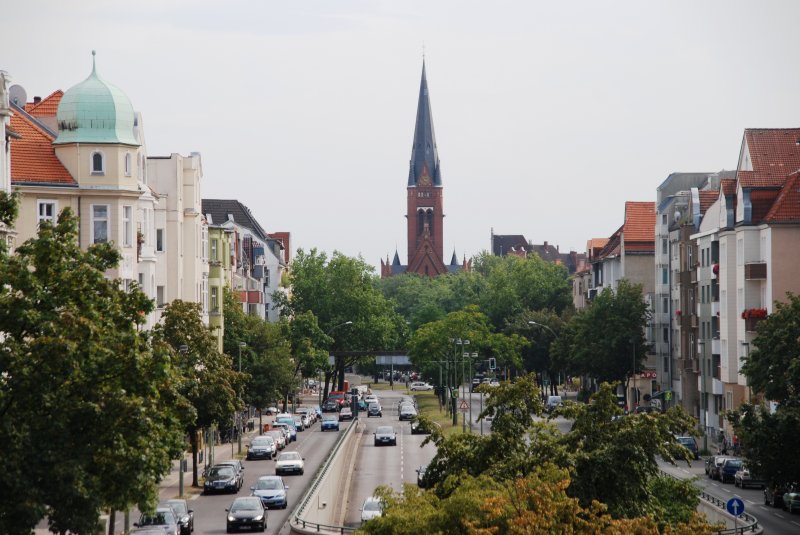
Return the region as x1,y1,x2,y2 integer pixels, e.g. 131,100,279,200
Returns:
545,395,562,412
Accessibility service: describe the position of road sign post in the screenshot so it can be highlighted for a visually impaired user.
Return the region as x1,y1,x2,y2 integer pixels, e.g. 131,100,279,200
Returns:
726,496,744,532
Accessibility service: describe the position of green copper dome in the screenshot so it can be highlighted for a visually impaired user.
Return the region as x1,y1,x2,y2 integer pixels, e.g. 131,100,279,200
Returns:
54,52,139,145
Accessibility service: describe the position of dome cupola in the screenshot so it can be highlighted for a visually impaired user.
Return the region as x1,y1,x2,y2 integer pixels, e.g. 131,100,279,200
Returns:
55,51,138,146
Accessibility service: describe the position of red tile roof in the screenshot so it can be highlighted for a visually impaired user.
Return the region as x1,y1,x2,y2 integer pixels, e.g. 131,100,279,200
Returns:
764,171,800,223
737,170,786,189
750,189,780,223
622,201,655,251
10,109,75,185
743,128,800,175
721,178,737,196
699,190,718,214
26,90,63,117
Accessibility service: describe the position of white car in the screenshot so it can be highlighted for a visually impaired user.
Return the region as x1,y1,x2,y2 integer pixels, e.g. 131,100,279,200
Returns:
360,496,383,523
409,382,433,391
364,394,378,405
275,451,305,475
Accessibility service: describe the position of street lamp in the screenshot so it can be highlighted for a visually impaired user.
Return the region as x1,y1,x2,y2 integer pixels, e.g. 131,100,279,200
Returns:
450,338,470,425
237,342,246,455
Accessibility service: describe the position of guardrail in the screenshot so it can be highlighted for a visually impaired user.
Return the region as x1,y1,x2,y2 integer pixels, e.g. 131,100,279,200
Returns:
289,419,358,534
698,490,761,534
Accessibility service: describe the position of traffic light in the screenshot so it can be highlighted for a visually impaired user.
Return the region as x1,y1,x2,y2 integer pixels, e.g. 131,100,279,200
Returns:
489,357,496,370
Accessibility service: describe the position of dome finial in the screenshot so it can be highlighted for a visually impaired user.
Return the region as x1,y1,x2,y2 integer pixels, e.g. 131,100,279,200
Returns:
91,50,97,76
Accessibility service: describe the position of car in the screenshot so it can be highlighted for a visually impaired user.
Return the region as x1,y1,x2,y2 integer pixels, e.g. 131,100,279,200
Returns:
218,460,245,490
163,499,193,535
293,416,306,431
765,482,788,508
357,399,368,412
719,458,744,483
545,395,563,413
374,426,397,446
251,475,289,509
339,407,354,421
272,421,297,442
399,404,417,421
364,394,378,405
204,465,240,494
488,379,500,387
247,436,276,460
706,455,732,480
783,485,800,513
360,496,384,523
416,465,430,488
735,466,766,489
130,529,171,535
264,430,286,450
410,418,432,435
367,402,382,418
296,408,314,425
409,381,433,391
675,436,699,460
134,507,180,535
327,390,349,408
263,406,278,416
633,405,661,414
321,413,340,431
471,378,482,392
225,496,266,533
322,400,339,412
275,451,305,475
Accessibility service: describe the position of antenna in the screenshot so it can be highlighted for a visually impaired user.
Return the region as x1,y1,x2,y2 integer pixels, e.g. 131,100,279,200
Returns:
9,84,27,106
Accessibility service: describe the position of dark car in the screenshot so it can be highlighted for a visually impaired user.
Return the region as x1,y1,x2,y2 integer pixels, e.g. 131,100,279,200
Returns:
765,482,788,508
204,465,239,494
246,436,276,460
225,496,266,532
410,418,432,435
783,484,800,513
675,436,699,460
134,507,180,535
218,460,245,490
374,426,397,446
416,465,431,488
163,499,193,535
322,400,339,412
719,458,743,483
367,402,382,418
320,414,340,431
706,455,733,480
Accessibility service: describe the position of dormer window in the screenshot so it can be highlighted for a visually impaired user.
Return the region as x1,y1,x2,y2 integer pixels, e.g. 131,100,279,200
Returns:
91,151,105,175
124,153,132,176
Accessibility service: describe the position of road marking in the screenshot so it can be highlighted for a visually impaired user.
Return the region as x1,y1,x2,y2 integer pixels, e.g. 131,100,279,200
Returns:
745,499,755,504
774,512,785,519
791,520,800,527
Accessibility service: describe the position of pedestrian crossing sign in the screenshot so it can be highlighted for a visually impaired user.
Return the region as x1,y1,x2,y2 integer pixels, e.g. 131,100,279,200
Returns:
459,399,469,411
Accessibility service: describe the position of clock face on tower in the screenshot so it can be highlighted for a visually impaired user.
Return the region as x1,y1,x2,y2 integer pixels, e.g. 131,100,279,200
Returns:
418,172,432,186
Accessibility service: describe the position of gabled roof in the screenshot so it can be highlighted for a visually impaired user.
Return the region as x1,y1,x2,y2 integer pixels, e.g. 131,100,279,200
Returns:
737,170,786,189
596,226,622,260
10,104,75,186
201,199,269,241
698,190,718,214
764,171,800,223
742,128,800,174
720,178,737,196
492,234,529,256
751,189,781,223
407,61,441,188
26,90,63,117
622,201,655,252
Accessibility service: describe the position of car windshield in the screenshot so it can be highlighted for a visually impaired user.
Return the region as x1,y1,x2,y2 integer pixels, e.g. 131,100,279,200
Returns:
252,438,272,447
677,438,694,446
279,452,301,461
256,478,283,490
323,414,337,421
166,501,187,514
726,460,743,468
208,467,234,477
140,511,174,525
376,426,393,434
231,499,261,511
364,500,382,511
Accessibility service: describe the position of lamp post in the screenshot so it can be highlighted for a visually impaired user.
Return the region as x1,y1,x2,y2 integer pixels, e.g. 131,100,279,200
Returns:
698,339,707,452
450,338,469,426
178,345,189,497
237,342,246,455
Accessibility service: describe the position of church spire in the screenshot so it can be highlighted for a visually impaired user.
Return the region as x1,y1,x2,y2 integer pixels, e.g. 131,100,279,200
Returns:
407,60,441,187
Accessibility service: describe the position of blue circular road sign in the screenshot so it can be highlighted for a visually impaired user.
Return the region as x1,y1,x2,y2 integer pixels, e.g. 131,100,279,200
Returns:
726,496,745,516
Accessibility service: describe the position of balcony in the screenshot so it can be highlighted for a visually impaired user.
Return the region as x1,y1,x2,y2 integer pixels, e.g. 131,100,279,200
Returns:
238,290,263,304
742,308,767,332
712,378,724,396
744,262,767,280
711,300,720,317
711,337,720,355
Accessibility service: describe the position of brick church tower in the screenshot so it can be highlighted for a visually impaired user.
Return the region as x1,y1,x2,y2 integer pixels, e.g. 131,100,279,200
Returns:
383,61,468,278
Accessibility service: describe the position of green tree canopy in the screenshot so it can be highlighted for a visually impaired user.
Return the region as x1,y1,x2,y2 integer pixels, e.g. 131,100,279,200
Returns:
0,209,185,534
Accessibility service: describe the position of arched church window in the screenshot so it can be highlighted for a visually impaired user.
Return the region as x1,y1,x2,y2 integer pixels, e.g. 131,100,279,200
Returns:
91,151,104,175
427,209,434,236
417,210,425,235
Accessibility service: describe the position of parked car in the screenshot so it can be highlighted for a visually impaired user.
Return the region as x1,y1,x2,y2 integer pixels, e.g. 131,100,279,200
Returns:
409,381,433,391
364,394,379,405
321,414,340,431
675,436,699,460
322,400,339,412
272,421,297,442
367,402,382,418
783,484,800,513
293,416,306,431
225,496,266,533
374,426,397,446
275,451,305,475
339,407,354,421
360,496,384,523
706,455,733,480
264,430,286,450
399,404,418,421
765,482,788,508
251,475,289,510
203,465,240,494
735,465,766,489
218,460,245,490
719,458,744,483
163,499,193,535
545,395,563,413
134,507,180,535
246,436,276,460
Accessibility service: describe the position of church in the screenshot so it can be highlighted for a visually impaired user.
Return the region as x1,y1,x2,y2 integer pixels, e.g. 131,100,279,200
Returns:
381,62,470,278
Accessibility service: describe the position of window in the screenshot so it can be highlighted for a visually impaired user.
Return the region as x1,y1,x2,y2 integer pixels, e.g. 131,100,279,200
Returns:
662,267,668,284
123,206,132,247
138,273,144,287
265,268,270,287
37,200,57,225
91,151,104,174
211,238,218,261
663,356,669,372
91,205,109,244
661,238,667,255
663,327,669,342
124,153,132,176
201,226,208,261
156,286,165,306
156,228,164,252
662,213,667,225
663,297,668,313
211,286,219,313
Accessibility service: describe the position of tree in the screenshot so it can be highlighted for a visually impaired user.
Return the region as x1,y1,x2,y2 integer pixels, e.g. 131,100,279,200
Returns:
0,209,185,534
555,280,650,402
729,293,800,487
153,300,240,487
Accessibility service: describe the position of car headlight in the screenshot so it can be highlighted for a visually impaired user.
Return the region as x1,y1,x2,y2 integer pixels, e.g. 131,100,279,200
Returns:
253,515,264,521
227,515,235,521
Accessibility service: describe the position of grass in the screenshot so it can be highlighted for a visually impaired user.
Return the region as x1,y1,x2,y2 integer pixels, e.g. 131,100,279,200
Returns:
414,390,460,437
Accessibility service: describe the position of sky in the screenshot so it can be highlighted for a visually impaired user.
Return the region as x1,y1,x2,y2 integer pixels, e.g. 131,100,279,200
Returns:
5,1,800,272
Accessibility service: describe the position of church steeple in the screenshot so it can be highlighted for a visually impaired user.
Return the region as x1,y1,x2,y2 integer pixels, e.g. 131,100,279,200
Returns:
408,61,441,187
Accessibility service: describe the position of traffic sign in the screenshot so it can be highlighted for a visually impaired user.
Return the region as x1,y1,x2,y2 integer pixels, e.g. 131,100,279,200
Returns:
458,399,469,412
726,496,745,516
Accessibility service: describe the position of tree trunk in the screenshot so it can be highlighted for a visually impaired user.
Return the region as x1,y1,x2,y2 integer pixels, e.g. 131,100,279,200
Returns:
190,427,199,487
337,362,345,391
108,510,116,535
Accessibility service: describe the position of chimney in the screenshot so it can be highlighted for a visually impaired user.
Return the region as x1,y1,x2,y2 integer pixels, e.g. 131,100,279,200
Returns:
544,241,548,248
33,96,41,104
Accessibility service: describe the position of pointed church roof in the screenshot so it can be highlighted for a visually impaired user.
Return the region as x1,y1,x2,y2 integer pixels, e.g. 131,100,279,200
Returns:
450,250,458,265
392,250,401,266
408,61,441,187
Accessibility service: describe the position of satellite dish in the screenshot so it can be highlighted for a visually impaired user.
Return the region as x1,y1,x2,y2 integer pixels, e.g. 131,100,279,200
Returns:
674,210,682,222
9,85,27,107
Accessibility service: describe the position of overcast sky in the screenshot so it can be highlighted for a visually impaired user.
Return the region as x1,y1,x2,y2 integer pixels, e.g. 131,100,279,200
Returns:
6,1,800,271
